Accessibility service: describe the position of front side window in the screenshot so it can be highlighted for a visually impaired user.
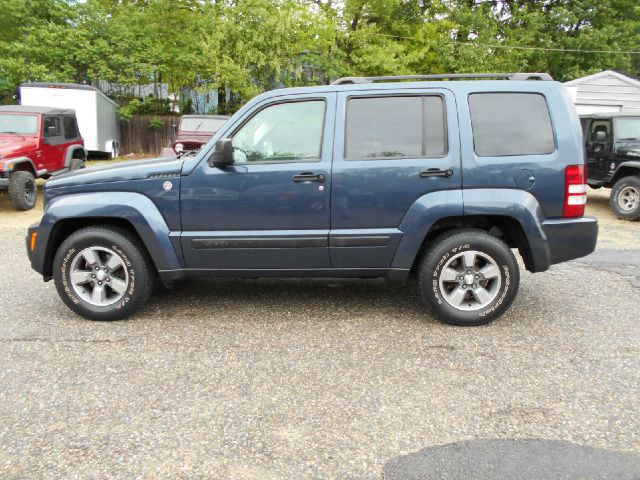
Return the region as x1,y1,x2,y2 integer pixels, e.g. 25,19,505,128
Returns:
0,114,38,135
232,100,325,163
469,93,555,157
345,95,446,160
43,117,61,137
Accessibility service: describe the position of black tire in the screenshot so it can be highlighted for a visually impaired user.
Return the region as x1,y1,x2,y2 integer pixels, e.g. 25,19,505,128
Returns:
53,227,155,321
69,157,85,171
109,142,119,160
417,229,520,326
609,176,640,221
8,170,37,211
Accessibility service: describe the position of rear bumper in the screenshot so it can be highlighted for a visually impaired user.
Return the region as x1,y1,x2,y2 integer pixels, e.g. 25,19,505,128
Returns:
542,216,598,265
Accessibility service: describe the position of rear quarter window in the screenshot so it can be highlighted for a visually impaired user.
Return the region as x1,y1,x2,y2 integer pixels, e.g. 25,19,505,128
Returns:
469,93,555,157
63,117,79,139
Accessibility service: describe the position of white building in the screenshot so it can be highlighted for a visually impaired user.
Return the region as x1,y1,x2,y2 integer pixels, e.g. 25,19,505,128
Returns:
565,70,640,115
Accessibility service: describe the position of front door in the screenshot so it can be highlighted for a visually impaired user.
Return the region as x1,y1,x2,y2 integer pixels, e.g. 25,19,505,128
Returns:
330,89,461,268
585,119,613,181
180,93,336,270
40,116,65,172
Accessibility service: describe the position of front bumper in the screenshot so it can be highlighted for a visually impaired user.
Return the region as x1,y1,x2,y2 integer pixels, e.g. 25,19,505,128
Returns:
0,172,8,189
542,216,598,265
25,222,47,278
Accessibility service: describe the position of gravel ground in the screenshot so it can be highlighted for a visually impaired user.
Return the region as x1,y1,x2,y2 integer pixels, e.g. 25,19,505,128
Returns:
0,186,638,479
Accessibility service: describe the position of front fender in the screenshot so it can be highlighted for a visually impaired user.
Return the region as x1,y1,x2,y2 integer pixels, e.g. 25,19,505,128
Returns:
32,192,182,277
612,161,640,183
3,156,36,175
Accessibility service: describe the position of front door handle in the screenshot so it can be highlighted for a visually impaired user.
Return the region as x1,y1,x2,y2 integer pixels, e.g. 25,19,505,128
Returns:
293,172,325,183
420,168,454,178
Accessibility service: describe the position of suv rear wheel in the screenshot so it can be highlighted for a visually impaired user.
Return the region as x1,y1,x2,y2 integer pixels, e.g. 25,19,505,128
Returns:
418,230,520,326
610,176,640,221
8,170,37,211
53,227,154,321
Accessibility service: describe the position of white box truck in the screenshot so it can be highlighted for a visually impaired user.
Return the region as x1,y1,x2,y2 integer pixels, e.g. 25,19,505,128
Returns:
20,83,121,158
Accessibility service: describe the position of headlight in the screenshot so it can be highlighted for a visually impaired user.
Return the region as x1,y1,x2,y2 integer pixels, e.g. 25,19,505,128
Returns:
174,143,184,153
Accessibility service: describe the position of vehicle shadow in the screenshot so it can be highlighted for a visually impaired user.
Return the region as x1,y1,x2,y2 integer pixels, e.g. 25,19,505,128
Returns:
0,183,45,218
384,438,640,479
148,277,430,321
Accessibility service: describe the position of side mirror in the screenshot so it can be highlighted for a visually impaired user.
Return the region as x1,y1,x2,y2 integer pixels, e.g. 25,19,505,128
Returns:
209,138,234,168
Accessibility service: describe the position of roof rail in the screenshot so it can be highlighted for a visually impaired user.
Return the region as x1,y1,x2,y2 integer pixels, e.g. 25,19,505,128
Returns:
330,72,553,85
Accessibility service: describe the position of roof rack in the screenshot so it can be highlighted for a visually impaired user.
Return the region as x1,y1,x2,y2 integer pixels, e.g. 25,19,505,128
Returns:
330,72,553,85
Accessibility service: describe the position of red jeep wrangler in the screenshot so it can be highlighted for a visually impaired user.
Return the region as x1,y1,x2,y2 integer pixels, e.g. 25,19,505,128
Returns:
0,106,86,210
160,114,229,158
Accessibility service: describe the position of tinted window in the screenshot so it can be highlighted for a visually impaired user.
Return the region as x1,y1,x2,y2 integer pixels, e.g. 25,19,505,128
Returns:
345,96,446,159
469,93,554,156
425,96,446,157
43,117,60,137
232,100,325,163
63,117,79,139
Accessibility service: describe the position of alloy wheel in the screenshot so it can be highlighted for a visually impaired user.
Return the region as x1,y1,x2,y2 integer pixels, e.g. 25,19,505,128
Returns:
69,246,130,306
438,250,502,311
618,186,640,212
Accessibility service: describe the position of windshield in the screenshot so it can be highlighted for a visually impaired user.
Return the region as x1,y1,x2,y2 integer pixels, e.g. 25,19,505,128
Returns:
614,117,640,141
180,117,227,133
0,114,39,135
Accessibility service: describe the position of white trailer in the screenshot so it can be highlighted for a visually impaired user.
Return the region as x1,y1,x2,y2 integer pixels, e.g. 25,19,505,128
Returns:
20,83,121,158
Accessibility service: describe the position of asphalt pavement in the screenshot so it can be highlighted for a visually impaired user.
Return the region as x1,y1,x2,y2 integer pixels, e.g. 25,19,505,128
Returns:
0,187,638,479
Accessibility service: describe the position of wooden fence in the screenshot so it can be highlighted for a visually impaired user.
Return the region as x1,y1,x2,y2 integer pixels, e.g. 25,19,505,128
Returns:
119,115,177,155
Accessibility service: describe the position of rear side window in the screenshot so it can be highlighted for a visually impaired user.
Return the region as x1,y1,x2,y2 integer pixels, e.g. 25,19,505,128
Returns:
469,93,554,157
63,117,79,139
345,96,446,159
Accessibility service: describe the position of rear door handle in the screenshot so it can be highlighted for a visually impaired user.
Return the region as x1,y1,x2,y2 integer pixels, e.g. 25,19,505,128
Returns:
420,168,454,178
293,172,325,183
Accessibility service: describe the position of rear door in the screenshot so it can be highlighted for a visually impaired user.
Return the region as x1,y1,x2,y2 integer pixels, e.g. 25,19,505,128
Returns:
330,88,461,268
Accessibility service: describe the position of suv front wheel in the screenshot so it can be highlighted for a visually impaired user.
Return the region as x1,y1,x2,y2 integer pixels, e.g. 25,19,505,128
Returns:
610,176,640,221
8,171,37,211
53,227,154,321
418,230,520,326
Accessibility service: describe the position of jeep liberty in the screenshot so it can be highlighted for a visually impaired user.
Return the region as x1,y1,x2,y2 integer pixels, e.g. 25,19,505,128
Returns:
26,73,598,326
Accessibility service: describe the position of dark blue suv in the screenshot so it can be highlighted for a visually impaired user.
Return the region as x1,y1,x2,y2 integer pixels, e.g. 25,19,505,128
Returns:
26,73,598,326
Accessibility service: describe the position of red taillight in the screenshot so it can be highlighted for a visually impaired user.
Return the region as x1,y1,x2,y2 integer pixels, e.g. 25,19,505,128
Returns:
564,164,587,218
